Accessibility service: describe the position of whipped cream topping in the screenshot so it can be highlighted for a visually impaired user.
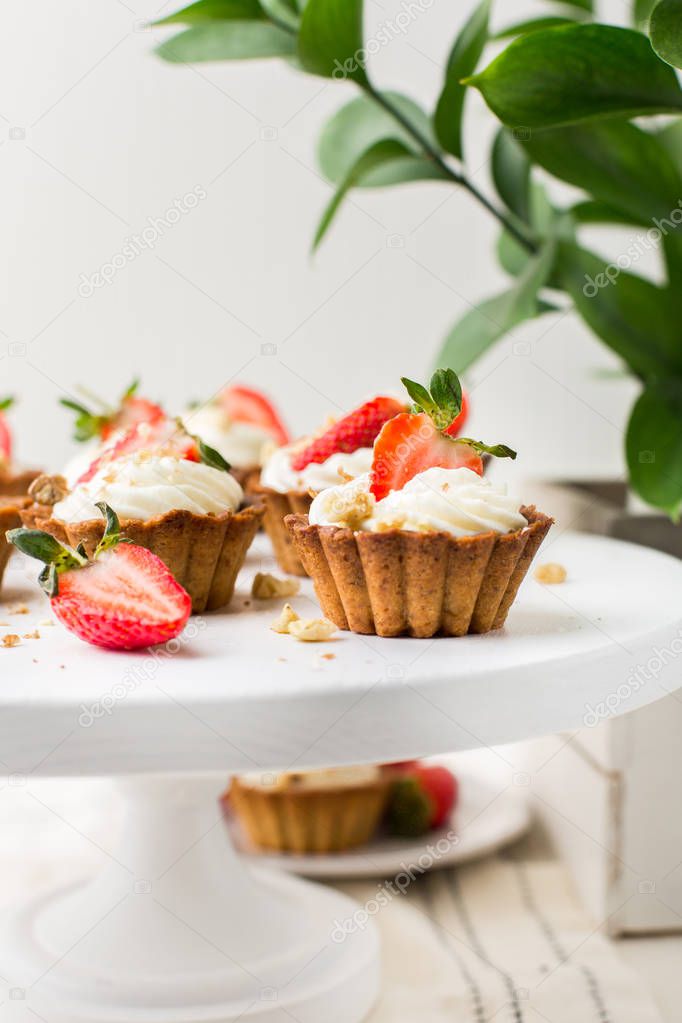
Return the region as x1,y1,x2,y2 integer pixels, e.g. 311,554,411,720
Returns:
53,451,244,523
181,404,273,469
309,466,527,537
238,765,381,792
260,443,373,494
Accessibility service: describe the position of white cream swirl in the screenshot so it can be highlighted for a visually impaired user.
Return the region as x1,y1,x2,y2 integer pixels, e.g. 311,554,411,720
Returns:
260,443,373,494
181,405,273,469
309,466,527,537
52,452,244,523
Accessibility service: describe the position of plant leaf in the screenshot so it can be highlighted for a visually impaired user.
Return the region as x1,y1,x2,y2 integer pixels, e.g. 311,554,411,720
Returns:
626,380,682,517
524,119,682,224
154,0,265,24
313,139,446,250
436,240,557,372
457,438,517,459
650,0,682,69
466,24,682,128
557,241,682,378
569,199,647,226
433,0,490,160
298,0,366,83
259,0,300,30
559,0,593,10
318,91,433,184
156,20,296,61
0,396,14,412
493,16,579,40
491,128,530,221
634,0,660,27
657,118,682,166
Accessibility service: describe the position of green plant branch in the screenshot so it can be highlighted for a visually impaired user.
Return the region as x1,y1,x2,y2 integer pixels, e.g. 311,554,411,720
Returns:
362,82,538,254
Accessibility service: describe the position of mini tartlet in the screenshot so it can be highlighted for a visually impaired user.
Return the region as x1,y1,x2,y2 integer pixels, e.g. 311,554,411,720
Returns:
286,369,552,638
229,765,389,853
0,397,40,497
0,496,31,594
256,396,405,576
21,425,263,613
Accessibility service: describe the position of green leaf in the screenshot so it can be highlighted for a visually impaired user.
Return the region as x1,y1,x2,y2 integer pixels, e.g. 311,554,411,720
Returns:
313,139,446,250
560,0,593,10
634,0,660,28
569,199,647,226
60,397,106,443
650,0,682,69
153,0,264,24
626,380,682,516
94,502,130,557
401,377,435,415
524,120,682,225
466,25,682,128
0,396,14,413
198,439,232,471
260,0,300,30
318,92,432,184
493,16,578,40
657,118,682,166
7,527,87,595
437,240,557,372
557,241,682,378
430,368,463,424
491,128,530,221
457,438,517,459
298,0,366,83
156,20,296,61
433,0,490,160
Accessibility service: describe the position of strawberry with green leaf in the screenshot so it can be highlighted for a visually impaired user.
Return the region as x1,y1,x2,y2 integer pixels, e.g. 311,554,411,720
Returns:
386,762,459,837
291,396,407,472
61,380,165,443
0,396,15,463
219,385,290,447
8,503,191,650
370,368,515,501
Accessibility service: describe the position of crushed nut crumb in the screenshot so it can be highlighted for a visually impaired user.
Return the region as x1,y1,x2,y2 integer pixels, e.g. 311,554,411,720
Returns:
9,604,29,615
252,572,301,600
2,634,21,648
534,562,567,584
321,652,335,660
271,603,299,634
38,619,55,627
23,630,40,640
288,618,337,643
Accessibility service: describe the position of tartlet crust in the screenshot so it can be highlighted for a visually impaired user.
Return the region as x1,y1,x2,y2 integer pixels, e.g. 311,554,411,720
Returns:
285,506,553,638
19,504,264,613
0,468,41,498
0,496,32,594
251,481,313,577
229,776,389,854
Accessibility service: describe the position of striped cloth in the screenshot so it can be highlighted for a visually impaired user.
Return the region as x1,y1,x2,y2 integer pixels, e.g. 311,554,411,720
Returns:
339,856,662,1023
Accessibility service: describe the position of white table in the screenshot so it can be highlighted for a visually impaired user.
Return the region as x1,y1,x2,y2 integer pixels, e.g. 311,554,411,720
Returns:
1,531,681,1023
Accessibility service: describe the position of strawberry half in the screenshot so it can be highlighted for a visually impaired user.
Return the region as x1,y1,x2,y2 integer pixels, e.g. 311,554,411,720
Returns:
444,390,469,437
0,396,14,463
76,418,207,485
370,413,483,501
291,396,406,472
8,504,191,650
61,380,165,445
219,385,290,447
386,763,459,837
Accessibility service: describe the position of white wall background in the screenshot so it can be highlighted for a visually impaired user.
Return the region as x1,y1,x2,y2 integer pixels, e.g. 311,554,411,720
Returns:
1,0,641,479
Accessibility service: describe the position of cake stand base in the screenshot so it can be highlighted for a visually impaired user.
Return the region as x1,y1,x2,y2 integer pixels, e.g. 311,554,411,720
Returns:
1,775,380,1023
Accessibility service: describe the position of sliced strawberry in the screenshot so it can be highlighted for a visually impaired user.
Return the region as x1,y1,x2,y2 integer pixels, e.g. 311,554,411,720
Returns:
444,390,469,438
77,419,197,484
291,396,405,472
102,395,165,441
0,405,12,462
386,763,458,836
8,506,191,651
52,544,191,650
219,385,289,446
370,412,483,501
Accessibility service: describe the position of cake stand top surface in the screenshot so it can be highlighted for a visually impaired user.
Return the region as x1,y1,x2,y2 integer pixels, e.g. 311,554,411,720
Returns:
1,531,681,776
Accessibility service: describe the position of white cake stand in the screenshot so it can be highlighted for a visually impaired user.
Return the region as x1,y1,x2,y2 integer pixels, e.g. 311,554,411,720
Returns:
1,530,682,1023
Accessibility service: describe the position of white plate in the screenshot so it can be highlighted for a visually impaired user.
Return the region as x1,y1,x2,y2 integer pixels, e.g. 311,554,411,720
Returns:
228,767,530,879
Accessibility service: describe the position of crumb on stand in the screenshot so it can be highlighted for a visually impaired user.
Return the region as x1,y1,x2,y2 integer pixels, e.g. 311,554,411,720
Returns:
253,573,301,600
534,562,567,584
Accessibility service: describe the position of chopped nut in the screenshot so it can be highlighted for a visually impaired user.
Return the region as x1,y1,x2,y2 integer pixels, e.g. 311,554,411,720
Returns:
9,604,29,615
2,634,21,648
337,467,354,483
271,603,299,634
288,618,337,642
321,652,335,660
28,473,69,506
252,572,301,600
23,630,40,640
38,619,55,627
534,562,567,584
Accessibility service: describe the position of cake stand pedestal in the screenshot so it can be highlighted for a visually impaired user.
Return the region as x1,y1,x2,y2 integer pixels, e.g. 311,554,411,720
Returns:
2,531,682,1022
